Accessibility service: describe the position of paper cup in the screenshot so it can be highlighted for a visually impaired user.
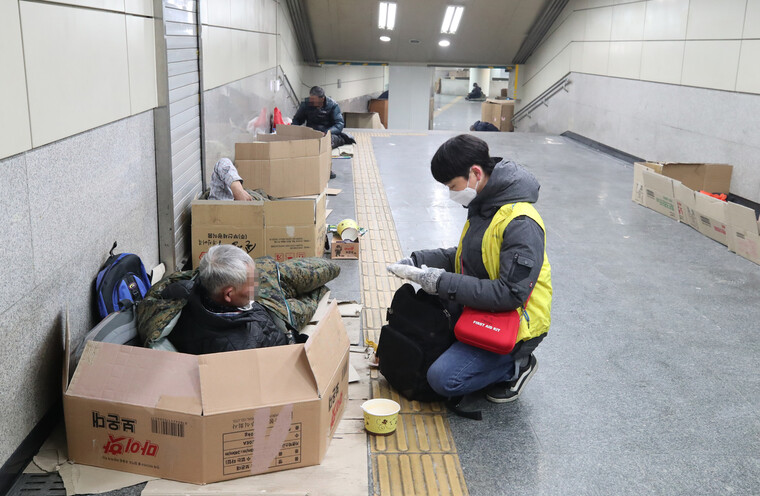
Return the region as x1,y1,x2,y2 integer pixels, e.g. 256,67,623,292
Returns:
337,218,359,241
361,399,400,435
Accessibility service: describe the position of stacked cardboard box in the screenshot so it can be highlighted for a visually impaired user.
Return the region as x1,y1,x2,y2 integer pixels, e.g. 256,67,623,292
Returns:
480,99,515,132
235,126,331,199
64,302,350,484
632,162,760,265
191,192,327,267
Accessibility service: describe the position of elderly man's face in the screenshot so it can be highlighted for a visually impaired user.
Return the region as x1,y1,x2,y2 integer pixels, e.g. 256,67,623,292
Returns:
308,94,324,107
225,264,257,308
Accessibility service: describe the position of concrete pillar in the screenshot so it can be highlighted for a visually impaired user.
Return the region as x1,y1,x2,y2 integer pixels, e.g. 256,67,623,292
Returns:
468,68,490,97
387,65,434,130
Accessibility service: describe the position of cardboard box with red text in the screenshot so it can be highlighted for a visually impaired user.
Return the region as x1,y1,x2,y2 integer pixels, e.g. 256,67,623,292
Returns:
235,126,331,198
329,234,360,260
64,302,350,485
191,192,327,267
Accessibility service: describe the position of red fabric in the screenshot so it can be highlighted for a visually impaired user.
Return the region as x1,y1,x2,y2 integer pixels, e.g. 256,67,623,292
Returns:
273,107,285,127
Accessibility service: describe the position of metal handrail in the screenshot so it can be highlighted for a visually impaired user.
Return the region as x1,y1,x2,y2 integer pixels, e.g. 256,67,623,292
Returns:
512,74,571,125
278,68,300,105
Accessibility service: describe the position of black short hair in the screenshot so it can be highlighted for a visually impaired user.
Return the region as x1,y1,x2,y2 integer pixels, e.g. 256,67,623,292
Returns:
431,134,494,183
309,86,325,98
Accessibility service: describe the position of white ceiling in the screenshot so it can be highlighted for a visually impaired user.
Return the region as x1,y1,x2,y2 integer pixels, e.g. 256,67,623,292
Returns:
304,0,548,66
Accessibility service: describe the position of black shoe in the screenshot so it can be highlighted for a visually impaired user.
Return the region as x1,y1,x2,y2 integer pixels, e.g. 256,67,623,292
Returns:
486,354,538,403
330,171,336,179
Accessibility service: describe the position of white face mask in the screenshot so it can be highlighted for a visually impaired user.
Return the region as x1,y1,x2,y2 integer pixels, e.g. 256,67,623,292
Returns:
449,170,479,207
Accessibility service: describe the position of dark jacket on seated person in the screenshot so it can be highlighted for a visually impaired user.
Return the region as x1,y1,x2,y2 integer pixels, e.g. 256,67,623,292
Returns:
292,97,345,135
163,280,287,355
467,87,483,99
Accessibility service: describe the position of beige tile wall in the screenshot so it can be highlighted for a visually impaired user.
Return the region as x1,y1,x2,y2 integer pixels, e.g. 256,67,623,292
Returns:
0,0,158,159
519,0,760,107
0,0,32,158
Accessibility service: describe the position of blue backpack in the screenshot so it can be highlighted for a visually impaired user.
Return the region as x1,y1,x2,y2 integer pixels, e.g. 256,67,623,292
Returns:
96,242,152,319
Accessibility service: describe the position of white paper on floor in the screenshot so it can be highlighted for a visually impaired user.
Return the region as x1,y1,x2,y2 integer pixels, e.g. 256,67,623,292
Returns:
337,302,362,317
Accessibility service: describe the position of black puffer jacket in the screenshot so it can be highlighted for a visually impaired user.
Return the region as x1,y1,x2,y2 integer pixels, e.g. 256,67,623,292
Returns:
292,97,345,135
165,280,287,355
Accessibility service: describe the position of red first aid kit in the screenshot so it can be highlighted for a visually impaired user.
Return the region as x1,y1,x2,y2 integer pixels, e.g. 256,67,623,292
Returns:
453,306,520,354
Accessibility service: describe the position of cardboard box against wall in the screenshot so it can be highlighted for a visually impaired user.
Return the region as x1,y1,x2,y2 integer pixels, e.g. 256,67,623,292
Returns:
64,302,350,485
329,234,360,260
674,183,699,230
235,126,331,198
191,193,327,268
480,99,515,132
344,112,384,129
647,162,732,194
694,193,729,246
726,202,760,264
632,162,679,220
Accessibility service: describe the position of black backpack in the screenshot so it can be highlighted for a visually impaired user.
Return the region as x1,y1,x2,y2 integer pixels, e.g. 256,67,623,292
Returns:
95,242,152,319
377,284,455,402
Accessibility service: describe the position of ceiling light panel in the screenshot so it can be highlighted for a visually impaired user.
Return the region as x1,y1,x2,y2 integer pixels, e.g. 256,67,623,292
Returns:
379,2,397,30
441,5,464,34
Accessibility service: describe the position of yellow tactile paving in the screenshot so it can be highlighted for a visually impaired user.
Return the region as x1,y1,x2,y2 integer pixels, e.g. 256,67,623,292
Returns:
351,131,469,496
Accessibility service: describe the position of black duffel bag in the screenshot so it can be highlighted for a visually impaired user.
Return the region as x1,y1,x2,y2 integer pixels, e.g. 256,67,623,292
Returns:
377,284,455,402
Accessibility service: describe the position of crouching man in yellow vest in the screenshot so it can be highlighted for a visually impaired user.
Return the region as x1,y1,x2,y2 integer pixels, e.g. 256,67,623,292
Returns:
387,134,552,404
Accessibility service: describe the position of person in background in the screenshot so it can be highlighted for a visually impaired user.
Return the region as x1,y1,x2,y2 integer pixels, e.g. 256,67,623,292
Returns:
387,134,552,406
166,244,288,355
209,158,252,201
466,83,484,100
293,86,346,149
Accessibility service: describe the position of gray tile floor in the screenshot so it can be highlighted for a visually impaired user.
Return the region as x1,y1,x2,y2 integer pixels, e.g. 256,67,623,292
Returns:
433,94,483,131
372,130,760,495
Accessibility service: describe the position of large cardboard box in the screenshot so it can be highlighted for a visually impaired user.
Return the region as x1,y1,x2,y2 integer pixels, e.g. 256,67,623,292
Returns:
64,302,350,485
647,162,732,194
726,202,760,264
191,193,327,267
235,126,331,198
632,162,679,220
480,99,515,132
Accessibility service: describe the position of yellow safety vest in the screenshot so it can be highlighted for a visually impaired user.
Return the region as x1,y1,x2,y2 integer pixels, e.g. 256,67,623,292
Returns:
455,202,552,343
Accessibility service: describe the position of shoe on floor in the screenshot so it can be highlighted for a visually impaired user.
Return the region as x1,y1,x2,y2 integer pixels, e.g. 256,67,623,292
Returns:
330,171,336,179
486,354,538,403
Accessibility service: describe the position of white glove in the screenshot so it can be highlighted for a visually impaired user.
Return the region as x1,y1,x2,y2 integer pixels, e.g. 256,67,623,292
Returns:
395,256,415,266
387,263,444,294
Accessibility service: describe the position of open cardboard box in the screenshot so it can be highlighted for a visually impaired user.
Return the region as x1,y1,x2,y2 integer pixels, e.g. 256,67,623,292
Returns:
63,302,350,485
191,192,327,267
633,162,734,245
235,126,331,199
632,162,679,220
